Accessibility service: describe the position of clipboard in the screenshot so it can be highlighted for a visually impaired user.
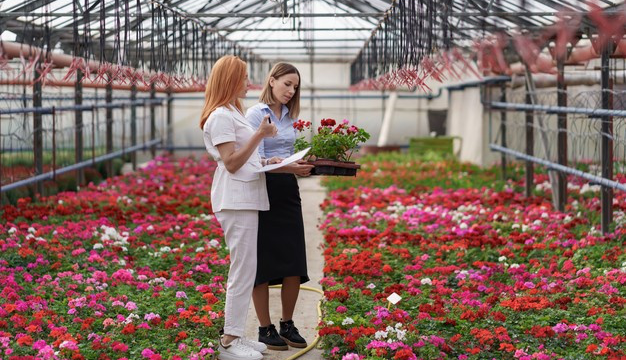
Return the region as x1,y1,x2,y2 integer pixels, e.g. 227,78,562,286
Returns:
255,147,311,173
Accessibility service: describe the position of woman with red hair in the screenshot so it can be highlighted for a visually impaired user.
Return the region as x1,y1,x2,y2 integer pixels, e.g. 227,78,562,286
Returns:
200,55,278,360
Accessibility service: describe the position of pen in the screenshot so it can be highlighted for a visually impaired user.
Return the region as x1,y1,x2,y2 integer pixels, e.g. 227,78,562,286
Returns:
263,108,272,124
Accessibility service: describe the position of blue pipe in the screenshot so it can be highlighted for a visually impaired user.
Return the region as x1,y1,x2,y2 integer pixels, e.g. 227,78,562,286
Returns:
1,139,162,193
490,144,626,192
488,101,626,118
0,99,165,115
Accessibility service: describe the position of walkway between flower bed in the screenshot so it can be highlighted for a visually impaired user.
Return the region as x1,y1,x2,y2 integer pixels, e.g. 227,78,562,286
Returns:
243,176,326,360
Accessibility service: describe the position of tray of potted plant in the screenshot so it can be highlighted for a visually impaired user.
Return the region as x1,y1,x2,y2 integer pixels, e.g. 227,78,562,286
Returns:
293,118,370,176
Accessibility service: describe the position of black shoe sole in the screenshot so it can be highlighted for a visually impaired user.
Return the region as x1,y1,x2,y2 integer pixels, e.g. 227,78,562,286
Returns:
280,336,307,348
265,343,289,351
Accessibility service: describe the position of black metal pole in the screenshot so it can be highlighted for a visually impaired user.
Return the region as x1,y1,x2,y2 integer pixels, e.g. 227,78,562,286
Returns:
150,83,156,158
525,86,534,198
556,57,567,211
500,83,507,180
167,88,173,155
105,78,113,178
601,46,613,234
33,64,43,197
75,69,85,186
130,84,137,170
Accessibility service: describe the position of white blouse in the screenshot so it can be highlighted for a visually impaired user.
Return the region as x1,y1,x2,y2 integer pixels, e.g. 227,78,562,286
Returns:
203,105,269,212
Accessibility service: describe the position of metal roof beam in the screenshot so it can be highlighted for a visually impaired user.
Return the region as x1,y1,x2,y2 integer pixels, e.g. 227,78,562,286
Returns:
0,12,386,18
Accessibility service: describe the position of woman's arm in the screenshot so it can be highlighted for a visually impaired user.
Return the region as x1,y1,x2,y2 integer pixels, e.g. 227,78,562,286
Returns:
245,106,267,158
216,115,276,174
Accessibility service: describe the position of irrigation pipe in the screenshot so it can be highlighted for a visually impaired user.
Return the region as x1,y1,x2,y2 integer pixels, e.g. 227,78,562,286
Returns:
268,284,324,360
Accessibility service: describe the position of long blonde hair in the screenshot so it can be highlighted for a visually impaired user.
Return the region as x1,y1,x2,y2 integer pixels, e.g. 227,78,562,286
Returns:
259,62,301,119
199,55,247,129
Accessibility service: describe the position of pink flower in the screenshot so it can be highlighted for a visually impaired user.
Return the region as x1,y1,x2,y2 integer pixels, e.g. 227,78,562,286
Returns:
141,348,155,358
336,306,348,313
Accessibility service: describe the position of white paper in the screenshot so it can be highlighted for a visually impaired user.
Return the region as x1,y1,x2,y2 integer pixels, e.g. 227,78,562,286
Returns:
255,147,311,173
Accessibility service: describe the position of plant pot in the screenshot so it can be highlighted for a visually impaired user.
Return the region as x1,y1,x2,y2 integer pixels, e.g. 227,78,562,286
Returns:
308,159,361,176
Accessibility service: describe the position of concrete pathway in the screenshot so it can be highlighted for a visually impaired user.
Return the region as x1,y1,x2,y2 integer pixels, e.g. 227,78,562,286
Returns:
243,176,326,360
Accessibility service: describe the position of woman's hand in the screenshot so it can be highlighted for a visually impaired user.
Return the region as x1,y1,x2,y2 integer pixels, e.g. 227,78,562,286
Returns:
256,115,277,138
267,157,283,165
285,160,314,177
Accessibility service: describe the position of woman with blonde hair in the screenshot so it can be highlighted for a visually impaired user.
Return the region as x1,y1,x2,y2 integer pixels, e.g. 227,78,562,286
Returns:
201,55,279,360
246,62,313,351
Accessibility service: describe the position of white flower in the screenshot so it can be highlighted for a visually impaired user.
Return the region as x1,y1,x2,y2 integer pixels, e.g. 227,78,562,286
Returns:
396,329,407,340
459,223,468,229
93,243,104,250
541,213,548,219
342,317,354,326
8,227,17,234
28,227,36,233
512,224,520,229
208,239,220,248
124,313,140,324
326,321,334,325
510,264,520,269
498,256,507,262
367,283,376,289
147,225,154,231
160,246,172,253
420,278,432,285
195,247,205,253
374,330,388,340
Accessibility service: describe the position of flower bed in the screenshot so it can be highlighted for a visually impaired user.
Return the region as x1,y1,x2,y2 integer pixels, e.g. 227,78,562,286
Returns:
318,153,626,360
0,156,225,360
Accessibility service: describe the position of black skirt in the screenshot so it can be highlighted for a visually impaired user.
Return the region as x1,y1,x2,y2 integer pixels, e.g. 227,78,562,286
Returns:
255,173,309,287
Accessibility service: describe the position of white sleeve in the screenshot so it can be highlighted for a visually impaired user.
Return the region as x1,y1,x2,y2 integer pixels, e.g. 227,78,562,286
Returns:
207,111,236,146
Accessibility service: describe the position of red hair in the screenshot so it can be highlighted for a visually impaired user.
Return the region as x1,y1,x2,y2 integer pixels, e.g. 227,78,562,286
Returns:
199,55,247,129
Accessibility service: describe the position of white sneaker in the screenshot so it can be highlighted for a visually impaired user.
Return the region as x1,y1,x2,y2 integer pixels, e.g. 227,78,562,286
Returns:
218,337,263,360
240,338,268,353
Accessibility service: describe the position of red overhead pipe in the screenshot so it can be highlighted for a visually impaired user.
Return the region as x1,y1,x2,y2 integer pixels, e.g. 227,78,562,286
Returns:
0,78,205,93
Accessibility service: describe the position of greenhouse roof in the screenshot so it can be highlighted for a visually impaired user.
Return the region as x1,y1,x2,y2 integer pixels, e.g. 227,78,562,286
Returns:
0,0,623,64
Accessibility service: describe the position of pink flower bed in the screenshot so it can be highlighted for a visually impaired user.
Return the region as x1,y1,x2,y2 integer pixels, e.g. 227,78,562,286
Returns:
1,156,225,360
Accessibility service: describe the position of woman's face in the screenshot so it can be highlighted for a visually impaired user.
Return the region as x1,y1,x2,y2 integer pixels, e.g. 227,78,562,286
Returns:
270,73,299,105
236,72,250,99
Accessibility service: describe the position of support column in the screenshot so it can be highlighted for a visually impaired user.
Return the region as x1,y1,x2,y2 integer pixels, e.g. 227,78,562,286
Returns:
75,69,85,186
500,83,507,180
130,84,137,170
105,78,113,178
377,91,398,147
33,64,44,196
150,83,156,158
167,88,173,154
600,46,614,234
556,57,567,211
525,87,534,198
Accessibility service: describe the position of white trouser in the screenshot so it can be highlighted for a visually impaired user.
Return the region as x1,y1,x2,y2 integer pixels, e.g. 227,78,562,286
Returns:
214,209,259,337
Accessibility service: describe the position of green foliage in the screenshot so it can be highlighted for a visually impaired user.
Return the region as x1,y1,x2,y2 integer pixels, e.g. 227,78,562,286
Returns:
293,118,371,161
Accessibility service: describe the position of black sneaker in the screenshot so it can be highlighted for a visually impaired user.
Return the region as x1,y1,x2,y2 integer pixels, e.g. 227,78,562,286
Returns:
279,319,307,348
258,324,288,351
